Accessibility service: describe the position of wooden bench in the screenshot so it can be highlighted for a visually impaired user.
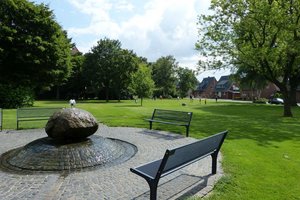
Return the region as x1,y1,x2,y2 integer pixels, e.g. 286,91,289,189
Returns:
145,109,193,137
0,108,2,131
130,130,228,200
17,107,62,130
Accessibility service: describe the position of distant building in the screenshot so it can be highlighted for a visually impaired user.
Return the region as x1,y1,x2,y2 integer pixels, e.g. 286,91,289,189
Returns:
195,77,217,98
215,75,240,99
196,74,300,102
240,82,279,100
71,46,81,55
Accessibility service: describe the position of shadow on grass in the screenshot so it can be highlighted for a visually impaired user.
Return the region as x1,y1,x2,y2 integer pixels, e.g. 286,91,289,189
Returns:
188,104,300,146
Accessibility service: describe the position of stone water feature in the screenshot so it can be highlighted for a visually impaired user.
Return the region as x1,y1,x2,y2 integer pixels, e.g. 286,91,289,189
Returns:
1,108,136,172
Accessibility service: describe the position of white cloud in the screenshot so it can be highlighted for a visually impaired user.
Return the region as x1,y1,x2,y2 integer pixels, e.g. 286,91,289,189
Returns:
67,0,213,71
114,0,134,12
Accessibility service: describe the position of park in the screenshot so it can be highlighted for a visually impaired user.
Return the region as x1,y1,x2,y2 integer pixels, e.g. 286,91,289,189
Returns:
1,0,300,199
0,99,299,199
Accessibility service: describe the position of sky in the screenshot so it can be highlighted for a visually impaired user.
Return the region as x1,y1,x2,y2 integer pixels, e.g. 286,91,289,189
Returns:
32,0,231,81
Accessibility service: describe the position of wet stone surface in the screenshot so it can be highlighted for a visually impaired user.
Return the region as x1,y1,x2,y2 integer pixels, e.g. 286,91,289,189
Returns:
2,135,136,171
45,108,98,140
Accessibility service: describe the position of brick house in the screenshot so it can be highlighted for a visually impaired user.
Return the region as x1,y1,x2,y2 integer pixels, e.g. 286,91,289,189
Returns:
215,75,240,99
195,77,217,98
240,82,280,100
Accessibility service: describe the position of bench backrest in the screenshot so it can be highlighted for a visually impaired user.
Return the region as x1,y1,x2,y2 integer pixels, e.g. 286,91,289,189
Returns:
157,130,228,178
0,108,2,131
152,109,193,124
17,107,62,119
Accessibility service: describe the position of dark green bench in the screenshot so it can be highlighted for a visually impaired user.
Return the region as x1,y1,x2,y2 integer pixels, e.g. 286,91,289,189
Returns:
145,109,193,137
130,130,228,200
17,107,62,130
0,108,2,131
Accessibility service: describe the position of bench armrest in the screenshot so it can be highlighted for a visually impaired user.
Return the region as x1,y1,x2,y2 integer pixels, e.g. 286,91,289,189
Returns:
130,159,162,180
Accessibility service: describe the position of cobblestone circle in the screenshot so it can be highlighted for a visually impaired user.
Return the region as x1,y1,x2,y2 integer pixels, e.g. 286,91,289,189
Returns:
0,124,224,200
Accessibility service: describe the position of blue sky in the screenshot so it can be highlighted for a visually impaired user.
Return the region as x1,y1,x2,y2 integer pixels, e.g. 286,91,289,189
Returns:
32,0,230,81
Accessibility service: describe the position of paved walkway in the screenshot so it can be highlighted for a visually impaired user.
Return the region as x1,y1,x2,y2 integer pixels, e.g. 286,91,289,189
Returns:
0,124,223,200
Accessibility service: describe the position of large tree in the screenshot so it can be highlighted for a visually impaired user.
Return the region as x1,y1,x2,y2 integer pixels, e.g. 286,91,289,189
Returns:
0,0,72,92
152,55,178,97
83,38,138,102
111,49,139,101
196,0,300,117
177,67,198,98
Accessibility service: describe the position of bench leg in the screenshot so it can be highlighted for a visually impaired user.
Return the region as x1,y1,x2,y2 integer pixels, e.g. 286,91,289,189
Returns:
185,126,189,137
149,121,153,130
147,180,158,200
211,152,218,174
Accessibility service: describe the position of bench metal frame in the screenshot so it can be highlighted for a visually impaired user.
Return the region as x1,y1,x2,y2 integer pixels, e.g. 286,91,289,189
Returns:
145,109,193,137
17,107,62,130
130,130,228,200
0,108,2,131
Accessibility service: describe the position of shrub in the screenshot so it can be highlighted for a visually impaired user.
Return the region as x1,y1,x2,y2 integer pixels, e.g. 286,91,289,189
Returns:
0,84,34,108
253,98,267,104
273,92,283,98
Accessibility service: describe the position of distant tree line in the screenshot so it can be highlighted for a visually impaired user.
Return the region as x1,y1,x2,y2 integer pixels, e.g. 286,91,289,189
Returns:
43,39,198,103
0,0,198,108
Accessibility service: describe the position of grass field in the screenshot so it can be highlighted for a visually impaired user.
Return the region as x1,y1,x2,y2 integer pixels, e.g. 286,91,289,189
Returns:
1,99,300,200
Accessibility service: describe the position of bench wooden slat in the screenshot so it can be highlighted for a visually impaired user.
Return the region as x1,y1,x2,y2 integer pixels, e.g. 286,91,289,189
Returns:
130,130,228,200
145,119,187,126
17,107,62,129
163,132,226,174
154,110,192,122
17,108,61,118
145,109,193,137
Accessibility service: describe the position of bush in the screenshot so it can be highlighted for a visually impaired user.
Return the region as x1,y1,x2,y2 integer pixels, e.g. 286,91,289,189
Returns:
253,98,267,104
273,92,283,98
0,84,34,108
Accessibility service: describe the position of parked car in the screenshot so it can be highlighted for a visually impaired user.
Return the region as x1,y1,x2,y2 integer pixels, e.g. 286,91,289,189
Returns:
268,98,284,104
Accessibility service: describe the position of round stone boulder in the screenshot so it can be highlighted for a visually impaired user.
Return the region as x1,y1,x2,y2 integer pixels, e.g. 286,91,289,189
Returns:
45,108,98,140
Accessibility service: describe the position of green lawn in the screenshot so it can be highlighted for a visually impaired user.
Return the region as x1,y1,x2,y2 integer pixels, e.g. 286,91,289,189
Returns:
1,99,300,200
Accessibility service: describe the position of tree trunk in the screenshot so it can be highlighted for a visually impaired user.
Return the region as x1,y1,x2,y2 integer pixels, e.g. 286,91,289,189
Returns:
283,100,293,117
56,85,60,100
105,87,109,102
140,97,143,106
289,75,300,106
289,89,297,106
281,89,293,117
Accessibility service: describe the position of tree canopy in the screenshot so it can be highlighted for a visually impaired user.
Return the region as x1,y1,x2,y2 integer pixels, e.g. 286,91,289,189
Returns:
196,0,300,117
83,38,138,101
0,0,72,88
0,0,72,107
152,55,178,97
177,67,198,98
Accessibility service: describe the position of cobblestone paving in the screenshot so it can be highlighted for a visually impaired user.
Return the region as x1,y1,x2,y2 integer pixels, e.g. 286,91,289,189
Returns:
0,125,224,200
